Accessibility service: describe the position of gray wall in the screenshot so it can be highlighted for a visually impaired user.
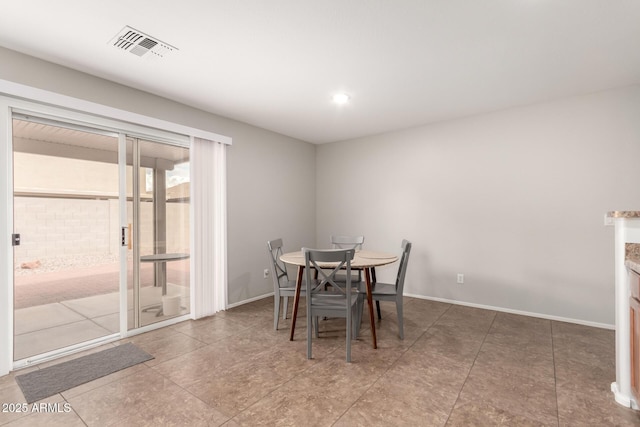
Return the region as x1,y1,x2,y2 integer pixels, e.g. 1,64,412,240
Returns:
0,46,316,305
316,86,640,326
225,123,316,304
4,45,639,325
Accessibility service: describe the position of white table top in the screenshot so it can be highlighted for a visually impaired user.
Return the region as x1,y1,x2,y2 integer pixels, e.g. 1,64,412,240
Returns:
280,250,398,269
140,253,190,262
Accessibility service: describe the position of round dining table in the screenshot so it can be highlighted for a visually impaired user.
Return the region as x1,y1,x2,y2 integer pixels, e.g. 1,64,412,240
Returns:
280,250,398,349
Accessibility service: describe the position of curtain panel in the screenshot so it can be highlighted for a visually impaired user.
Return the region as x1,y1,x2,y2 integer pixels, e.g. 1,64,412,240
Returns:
191,137,227,317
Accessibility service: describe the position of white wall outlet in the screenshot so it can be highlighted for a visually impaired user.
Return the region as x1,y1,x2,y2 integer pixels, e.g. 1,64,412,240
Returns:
263,269,270,279
457,273,464,284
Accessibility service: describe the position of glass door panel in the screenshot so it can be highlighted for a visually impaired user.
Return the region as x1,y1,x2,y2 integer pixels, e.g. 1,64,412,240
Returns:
12,117,121,361
127,138,190,329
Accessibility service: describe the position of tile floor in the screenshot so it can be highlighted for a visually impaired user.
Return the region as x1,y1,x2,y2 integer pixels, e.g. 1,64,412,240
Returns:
1,297,639,426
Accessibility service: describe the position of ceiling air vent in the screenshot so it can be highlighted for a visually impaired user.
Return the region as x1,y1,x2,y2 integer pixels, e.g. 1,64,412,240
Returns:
110,26,177,59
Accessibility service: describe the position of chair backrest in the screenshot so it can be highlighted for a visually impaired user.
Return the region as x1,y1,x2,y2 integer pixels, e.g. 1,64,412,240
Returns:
267,238,289,289
330,235,365,250
395,240,412,294
303,248,355,295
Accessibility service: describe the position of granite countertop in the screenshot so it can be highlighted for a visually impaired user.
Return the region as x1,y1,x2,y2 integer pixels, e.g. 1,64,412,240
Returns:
627,259,640,273
613,213,640,271
608,211,640,218
626,243,640,272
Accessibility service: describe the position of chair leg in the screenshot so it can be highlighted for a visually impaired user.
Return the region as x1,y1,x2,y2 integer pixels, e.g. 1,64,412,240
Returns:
274,295,280,330
351,305,356,338
346,308,352,363
354,294,364,338
307,308,312,360
397,300,404,340
282,296,288,320
376,300,381,320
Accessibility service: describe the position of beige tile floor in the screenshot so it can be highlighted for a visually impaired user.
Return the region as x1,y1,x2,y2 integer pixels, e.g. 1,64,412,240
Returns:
2,297,639,426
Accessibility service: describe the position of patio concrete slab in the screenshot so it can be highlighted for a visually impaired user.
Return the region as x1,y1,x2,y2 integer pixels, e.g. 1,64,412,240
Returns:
61,293,120,319
12,271,191,360
14,320,113,361
14,303,86,335
90,313,122,334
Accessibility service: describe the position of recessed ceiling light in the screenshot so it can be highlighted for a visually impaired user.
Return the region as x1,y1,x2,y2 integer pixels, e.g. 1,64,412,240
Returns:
332,93,350,104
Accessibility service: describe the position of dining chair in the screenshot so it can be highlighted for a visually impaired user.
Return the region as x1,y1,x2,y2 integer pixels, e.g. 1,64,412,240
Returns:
328,235,366,328
267,238,302,330
330,235,364,283
330,235,365,250
304,248,359,362
367,239,412,339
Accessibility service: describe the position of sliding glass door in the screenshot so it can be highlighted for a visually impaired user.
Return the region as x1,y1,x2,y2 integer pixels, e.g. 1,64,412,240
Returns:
11,113,190,362
127,138,190,328
12,117,122,361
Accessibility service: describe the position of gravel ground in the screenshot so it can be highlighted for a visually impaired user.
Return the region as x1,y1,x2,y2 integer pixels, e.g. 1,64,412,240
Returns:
15,253,122,276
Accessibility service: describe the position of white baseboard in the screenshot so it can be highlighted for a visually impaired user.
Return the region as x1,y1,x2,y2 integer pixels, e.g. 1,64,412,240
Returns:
226,292,273,309
611,382,639,409
404,293,615,330
228,291,615,330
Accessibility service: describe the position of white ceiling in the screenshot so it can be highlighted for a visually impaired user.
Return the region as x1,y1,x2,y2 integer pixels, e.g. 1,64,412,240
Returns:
1,1,639,144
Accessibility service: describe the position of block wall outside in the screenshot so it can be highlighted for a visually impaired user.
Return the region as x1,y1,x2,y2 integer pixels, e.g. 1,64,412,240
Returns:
13,197,189,266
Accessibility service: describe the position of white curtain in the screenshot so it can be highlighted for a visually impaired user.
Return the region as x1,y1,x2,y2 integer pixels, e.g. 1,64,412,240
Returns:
191,137,227,317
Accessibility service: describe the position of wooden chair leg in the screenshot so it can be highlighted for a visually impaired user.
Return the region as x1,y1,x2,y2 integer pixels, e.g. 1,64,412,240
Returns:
376,300,381,320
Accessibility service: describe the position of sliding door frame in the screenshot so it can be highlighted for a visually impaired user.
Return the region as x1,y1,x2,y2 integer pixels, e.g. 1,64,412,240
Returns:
0,94,209,374
0,80,230,377
0,98,12,377
117,134,129,337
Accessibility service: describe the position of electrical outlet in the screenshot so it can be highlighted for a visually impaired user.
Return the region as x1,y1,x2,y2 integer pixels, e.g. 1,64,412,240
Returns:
457,273,464,284
263,269,270,279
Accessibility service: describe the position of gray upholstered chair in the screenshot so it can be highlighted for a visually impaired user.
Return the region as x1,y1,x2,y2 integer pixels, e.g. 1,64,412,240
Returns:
267,238,302,330
304,248,360,362
367,239,412,339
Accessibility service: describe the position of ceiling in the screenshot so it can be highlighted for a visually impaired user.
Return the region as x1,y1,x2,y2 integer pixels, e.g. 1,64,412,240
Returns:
1,1,639,144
